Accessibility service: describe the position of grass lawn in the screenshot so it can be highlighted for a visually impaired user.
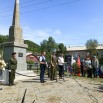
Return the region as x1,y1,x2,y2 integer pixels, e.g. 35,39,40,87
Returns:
33,68,103,83
71,75,103,83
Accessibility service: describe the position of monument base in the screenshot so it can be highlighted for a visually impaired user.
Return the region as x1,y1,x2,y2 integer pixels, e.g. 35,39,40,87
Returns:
15,70,38,81
0,69,9,85
3,42,28,71
1,70,38,85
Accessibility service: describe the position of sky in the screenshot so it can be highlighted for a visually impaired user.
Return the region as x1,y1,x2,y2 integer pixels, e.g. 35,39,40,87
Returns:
0,0,103,47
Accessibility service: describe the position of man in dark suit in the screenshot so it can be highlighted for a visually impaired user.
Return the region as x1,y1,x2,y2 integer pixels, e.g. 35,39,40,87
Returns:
39,51,46,83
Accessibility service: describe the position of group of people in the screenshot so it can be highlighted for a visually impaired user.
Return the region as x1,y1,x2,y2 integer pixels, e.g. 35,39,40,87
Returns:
39,50,100,83
39,51,64,83
0,52,17,88
0,50,100,87
80,56,99,78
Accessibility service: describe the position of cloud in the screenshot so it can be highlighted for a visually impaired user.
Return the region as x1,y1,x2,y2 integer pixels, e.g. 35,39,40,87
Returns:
22,26,62,45
0,24,63,45
53,29,62,35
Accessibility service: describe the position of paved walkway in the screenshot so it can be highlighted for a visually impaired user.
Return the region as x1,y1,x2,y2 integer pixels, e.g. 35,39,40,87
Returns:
0,76,103,103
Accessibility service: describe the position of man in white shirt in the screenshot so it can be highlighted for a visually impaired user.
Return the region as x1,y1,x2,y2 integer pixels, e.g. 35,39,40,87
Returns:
85,57,92,78
58,54,64,79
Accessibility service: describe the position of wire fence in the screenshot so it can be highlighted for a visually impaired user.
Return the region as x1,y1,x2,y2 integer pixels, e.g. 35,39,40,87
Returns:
27,63,40,70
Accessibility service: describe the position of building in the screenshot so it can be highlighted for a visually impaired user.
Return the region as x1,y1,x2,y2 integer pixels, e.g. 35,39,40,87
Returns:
26,53,40,70
26,53,39,63
66,45,103,58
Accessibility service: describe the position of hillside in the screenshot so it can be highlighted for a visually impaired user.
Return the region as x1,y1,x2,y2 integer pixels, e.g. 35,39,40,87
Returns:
24,40,41,54
0,35,41,54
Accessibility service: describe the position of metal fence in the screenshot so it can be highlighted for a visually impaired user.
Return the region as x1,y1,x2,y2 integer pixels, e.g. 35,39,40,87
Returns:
27,63,40,70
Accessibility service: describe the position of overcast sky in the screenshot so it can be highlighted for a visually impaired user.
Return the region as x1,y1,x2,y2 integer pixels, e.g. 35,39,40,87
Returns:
0,0,103,46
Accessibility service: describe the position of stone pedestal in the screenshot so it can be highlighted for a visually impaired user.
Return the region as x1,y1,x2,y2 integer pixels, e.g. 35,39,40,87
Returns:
9,26,24,44
3,42,28,71
2,69,9,85
15,70,37,81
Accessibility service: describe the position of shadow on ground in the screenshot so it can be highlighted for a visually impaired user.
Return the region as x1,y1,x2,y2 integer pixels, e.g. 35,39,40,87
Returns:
22,80,41,83
21,78,49,83
97,85,103,92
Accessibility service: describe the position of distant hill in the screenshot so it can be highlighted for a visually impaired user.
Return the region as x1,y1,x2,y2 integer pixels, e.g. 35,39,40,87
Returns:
24,40,41,54
0,35,41,54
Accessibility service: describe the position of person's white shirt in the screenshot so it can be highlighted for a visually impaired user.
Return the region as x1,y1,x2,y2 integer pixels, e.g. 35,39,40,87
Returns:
39,56,48,66
85,59,92,68
39,56,46,62
58,56,64,65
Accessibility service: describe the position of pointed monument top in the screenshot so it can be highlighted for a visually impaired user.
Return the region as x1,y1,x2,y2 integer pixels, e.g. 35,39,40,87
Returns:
16,0,19,4
12,0,20,26
9,0,24,44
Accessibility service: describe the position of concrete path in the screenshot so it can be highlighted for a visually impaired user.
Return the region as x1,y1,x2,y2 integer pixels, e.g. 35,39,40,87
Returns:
0,76,103,103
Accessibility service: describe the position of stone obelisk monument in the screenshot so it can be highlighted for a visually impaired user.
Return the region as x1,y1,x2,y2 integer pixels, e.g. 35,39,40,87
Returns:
3,0,28,71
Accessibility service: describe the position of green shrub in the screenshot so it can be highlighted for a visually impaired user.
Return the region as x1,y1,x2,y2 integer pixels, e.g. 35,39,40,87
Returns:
99,56,103,65
27,60,34,64
72,62,78,75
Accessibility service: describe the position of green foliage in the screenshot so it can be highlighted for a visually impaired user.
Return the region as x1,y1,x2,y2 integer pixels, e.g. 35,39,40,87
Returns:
47,37,57,52
72,62,79,75
40,36,66,61
26,60,34,64
0,35,41,54
57,43,66,54
40,36,57,60
86,39,98,56
99,56,103,65
40,40,48,52
0,35,8,43
0,35,66,60
0,35,9,52
24,40,41,54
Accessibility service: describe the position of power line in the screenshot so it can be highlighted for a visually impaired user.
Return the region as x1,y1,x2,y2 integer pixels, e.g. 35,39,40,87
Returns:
21,0,81,14
20,0,37,5
0,0,36,11
0,0,54,13
0,0,80,17
0,5,13,11
20,0,54,9
0,8,13,14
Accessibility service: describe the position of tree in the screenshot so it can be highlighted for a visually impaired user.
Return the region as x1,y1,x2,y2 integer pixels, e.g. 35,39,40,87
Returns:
40,40,48,52
0,35,9,54
47,37,57,53
40,36,57,60
0,35,8,43
57,43,66,54
86,39,98,56
40,36,67,60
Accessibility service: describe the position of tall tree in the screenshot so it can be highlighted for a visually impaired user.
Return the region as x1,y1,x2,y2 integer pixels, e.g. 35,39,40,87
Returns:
40,36,57,60
40,40,48,52
58,43,66,54
86,39,98,56
47,37,57,53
